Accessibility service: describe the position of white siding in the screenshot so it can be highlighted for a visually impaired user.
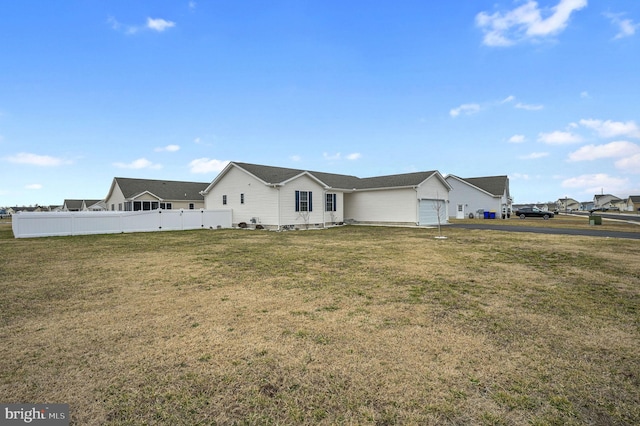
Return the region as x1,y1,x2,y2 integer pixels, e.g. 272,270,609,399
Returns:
105,184,126,211
344,188,418,224
204,166,280,226
278,175,327,227
446,177,502,219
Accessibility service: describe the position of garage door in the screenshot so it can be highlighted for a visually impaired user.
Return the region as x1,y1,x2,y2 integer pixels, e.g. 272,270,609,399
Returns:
419,199,447,225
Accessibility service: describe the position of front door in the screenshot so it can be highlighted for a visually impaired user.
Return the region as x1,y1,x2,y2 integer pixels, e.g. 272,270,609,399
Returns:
456,204,465,219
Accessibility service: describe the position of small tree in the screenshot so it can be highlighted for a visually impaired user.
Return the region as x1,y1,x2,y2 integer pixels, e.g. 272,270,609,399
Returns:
433,193,447,239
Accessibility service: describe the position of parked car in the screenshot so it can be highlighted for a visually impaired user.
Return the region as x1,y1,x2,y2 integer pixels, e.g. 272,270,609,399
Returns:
589,207,609,213
515,207,554,219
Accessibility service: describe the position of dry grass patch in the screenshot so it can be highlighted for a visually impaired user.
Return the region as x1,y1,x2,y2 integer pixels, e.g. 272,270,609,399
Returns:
0,224,638,425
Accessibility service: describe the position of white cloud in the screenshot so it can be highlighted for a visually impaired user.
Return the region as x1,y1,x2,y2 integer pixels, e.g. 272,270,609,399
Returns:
323,152,342,161
449,103,481,117
604,12,639,40
189,1,197,11
25,184,43,190
562,173,630,194
579,119,640,139
568,141,640,162
147,18,176,32
615,154,640,174
108,16,175,34
515,102,544,111
508,134,526,143
322,152,361,161
155,144,180,152
510,173,531,180
580,91,590,98
501,95,516,103
113,158,162,170
537,130,583,144
188,158,229,174
476,0,587,47
5,152,70,166
519,152,549,160
290,155,302,162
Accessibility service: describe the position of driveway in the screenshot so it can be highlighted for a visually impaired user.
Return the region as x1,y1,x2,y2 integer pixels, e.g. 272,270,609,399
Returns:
448,222,640,240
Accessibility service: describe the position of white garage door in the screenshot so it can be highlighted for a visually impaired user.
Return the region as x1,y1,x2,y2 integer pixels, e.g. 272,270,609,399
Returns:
419,199,447,225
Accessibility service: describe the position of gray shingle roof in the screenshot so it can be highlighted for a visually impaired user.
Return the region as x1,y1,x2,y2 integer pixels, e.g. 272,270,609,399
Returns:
459,176,508,197
63,199,84,210
115,177,209,201
233,162,438,190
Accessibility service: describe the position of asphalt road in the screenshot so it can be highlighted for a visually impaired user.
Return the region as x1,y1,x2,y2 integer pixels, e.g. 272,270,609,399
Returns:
448,221,640,240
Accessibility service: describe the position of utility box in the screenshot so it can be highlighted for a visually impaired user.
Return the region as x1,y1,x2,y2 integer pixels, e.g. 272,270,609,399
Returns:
589,215,602,225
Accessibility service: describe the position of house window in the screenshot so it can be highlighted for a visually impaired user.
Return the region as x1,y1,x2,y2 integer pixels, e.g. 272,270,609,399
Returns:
159,202,172,209
240,193,245,204
295,190,312,212
189,203,195,210
118,203,122,211
222,195,227,205
325,193,337,212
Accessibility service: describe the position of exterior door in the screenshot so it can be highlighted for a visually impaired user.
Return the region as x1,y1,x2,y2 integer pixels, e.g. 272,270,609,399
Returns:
456,204,465,219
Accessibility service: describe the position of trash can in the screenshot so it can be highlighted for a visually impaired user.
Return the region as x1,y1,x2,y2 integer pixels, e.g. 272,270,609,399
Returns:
484,211,490,219
589,215,602,225
489,212,496,219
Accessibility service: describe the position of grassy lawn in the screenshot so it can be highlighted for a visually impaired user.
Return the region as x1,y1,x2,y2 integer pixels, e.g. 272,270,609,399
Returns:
0,221,638,425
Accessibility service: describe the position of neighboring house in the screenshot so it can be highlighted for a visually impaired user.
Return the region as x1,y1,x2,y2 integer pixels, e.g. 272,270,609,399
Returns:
104,177,209,212
201,162,451,229
580,201,594,211
445,175,512,219
626,195,640,212
556,197,580,212
610,198,627,211
63,199,106,211
594,194,622,209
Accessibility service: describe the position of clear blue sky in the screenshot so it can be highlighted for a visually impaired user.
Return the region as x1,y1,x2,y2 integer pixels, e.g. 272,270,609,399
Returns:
1,0,639,207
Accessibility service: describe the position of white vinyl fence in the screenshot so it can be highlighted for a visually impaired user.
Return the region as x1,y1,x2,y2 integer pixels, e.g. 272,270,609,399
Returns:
12,209,232,238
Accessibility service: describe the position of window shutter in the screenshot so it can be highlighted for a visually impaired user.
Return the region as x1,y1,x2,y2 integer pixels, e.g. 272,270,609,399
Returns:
295,191,300,212
333,194,337,211
308,192,313,212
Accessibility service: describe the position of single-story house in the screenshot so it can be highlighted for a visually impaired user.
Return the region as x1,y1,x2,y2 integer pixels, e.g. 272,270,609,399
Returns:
579,201,594,211
104,177,209,212
626,195,640,212
200,162,451,229
445,175,512,219
594,194,622,210
63,199,106,211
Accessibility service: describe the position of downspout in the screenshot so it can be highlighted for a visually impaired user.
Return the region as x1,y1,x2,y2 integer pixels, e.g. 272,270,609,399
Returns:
415,186,419,226
276,186,281,231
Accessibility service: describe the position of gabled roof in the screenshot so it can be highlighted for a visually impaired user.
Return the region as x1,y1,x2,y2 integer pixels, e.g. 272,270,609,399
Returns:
594,194,621,201
63,199,84,210
628,195,640,203
205,162,448,193
111,177,209,201
446,175,509,197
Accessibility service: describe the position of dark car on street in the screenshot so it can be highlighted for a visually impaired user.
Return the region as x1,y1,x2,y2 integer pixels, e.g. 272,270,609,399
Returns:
515,207,554,220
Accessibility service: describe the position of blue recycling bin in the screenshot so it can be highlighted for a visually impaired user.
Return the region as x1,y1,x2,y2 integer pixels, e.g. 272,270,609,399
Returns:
489,212,496,219
484,211,490,219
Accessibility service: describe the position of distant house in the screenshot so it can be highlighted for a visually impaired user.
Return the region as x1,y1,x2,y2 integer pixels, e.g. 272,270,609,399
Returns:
556,197,580,212
445,175,512,219
201,162,451,229
626,196,640,212
594,194,622,209
63,199,106,211
104,177,209,212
